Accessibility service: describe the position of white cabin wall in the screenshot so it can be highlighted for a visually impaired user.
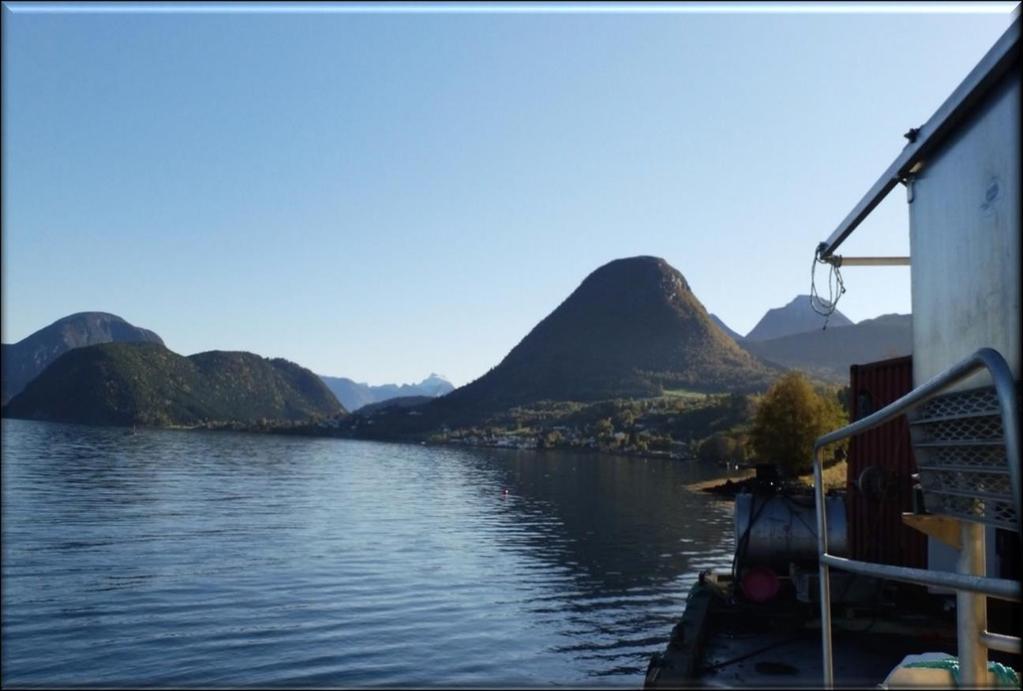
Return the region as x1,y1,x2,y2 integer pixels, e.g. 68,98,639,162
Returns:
907,68,1019,583
908,71,1020,392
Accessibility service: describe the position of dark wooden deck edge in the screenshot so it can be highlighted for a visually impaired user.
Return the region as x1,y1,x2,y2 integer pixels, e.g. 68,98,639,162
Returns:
644,572,723,689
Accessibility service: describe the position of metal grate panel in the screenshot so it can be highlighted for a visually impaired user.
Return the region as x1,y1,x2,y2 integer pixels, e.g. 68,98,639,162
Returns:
919,468,1012,497
915,387,1001,420
925,444,1008,469
910,386,1017,532
921,492,1018,530
914,415,1004,442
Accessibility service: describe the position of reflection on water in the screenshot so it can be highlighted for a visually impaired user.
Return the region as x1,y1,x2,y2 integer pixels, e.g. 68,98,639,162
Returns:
2,419,735,687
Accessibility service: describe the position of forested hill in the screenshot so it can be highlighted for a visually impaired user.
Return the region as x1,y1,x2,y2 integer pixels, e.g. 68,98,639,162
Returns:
2,342,345,427
432,256,776,416
709,314,744,343
2,312,164,404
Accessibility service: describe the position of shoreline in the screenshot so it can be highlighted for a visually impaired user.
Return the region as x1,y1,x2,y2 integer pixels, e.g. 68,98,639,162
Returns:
684,460,849,494
1,416,718,466
1,415,806,487
683,469,757,492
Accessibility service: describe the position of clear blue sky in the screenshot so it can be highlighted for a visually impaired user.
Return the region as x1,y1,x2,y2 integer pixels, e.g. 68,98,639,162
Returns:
2,2,1018,387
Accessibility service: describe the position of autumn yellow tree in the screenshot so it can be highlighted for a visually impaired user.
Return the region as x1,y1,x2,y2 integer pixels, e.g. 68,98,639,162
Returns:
750,372,848,476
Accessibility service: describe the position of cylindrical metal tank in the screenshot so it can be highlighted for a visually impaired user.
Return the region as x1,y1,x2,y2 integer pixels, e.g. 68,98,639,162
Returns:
735,492,847,565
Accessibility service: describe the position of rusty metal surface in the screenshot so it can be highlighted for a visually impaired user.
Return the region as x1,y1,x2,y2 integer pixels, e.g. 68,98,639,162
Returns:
847,356,927,568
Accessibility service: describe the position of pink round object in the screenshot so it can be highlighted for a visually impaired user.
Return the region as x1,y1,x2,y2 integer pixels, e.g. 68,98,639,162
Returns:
741,566,780,603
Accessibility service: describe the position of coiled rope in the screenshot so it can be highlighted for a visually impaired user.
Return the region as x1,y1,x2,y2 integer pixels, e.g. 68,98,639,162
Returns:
810,244,846,329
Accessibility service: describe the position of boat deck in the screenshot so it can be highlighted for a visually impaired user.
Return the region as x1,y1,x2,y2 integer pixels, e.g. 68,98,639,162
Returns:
698,615,953,687
644,570,991,688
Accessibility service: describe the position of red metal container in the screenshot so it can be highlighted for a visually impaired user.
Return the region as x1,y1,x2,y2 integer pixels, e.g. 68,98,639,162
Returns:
847,356,927,568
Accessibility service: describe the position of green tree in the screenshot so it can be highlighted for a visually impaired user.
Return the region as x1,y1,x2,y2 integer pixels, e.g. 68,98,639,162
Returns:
750,372,848,476
731,432,751,463
726,392,755,419
615,408,637,429
543,430,563,448
698,433,735,462
835,385,852,418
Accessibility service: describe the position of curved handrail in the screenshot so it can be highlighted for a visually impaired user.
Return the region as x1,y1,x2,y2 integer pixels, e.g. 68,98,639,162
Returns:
814,352,1023,474
811,348,1021,688
814,347,1019,527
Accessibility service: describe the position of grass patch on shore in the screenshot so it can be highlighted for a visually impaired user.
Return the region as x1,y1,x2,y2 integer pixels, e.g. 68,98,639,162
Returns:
685,460,848,493
798,459,848,491
685,468,756,491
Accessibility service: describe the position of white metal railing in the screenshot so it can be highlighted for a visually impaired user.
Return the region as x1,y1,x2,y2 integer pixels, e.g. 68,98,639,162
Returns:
812,347,1021,688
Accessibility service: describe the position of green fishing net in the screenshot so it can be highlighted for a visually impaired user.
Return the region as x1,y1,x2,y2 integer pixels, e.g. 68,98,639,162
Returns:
902,656,1021,688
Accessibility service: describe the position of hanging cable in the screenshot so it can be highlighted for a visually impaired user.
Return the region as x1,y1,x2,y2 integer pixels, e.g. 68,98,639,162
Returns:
810,244,846,329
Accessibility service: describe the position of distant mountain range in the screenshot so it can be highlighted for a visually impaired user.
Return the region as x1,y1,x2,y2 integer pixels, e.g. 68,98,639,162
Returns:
742,313,912,382
2,312,163,404
2,267,913,431
3,342,343,427
319,373,453,411
744,295,853,341
709,304,911,383
357,395,436,415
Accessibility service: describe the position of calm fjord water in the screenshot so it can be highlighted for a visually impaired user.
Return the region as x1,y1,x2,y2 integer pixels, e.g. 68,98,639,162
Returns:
2,419,735,687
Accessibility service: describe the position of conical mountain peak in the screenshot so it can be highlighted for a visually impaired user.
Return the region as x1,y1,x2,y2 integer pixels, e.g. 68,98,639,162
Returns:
746,294,853,341
578,256,692,297
439,256,773,412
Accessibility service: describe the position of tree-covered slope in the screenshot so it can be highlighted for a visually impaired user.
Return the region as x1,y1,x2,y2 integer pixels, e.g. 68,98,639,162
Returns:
435,256,775,414
2,342,345,427
2,312,164,404
709,314,745,343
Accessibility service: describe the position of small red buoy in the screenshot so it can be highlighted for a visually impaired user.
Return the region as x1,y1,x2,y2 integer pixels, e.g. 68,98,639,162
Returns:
741,566,780,603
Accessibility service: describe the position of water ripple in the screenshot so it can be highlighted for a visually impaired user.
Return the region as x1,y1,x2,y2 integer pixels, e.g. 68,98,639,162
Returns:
2,419,736,687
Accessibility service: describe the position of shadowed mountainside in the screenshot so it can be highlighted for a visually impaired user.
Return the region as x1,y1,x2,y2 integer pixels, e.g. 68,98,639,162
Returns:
423,256,776,423
743,313,912,382
709,314,744,343
2,312,164,404
3,342,345,427
357,395,436,415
